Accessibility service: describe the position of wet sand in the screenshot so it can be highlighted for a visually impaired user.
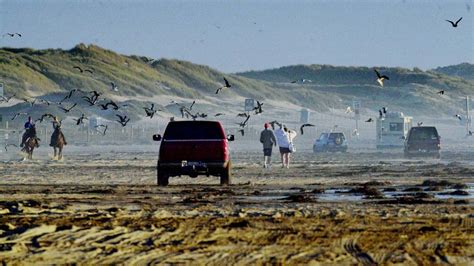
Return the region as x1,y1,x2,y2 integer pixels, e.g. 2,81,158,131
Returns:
0,147,473,264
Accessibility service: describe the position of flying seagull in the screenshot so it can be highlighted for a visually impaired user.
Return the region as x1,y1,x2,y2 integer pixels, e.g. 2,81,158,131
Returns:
116,114,130,127
99,101,117,110
417,122,423,126
95,124,108,136
144,103,157,118
216,77,231,94
291,79,312,84
179,106,187,118
446,17,462,27
60,89,83,104
197,112,208,118
214,113,225,117
3,33,21,38
59,103,77,113
345,106,353,113
374,69,389,87
110,82,119,92
102,100,119,110
237,112,249,118
145,103,155,111
0,94,16,102
89,90,101,100
87,91,101,105
437,90,445,95
74,114,88,125
11,112,28,121
99,102,109,110
36,98,51,106
73,66,93,73
4,144,18,152
365,118,374,122
237,115,251,128
455,114,462,121
82,95,98,106
35,113,55,123
254,101,264,115
300,123,315,135
23,98,36,107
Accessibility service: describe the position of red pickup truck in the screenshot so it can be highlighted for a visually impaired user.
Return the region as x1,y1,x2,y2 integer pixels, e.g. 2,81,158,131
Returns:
153,120,234,186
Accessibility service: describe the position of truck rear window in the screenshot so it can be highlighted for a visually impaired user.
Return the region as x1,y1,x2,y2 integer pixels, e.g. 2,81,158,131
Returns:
163,121,225,140
410,127,439,140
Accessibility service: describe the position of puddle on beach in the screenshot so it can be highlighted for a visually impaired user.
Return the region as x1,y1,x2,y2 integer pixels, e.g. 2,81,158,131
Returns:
243,195,288,201
241,184,473,203
322,185,473,202
318,189,363,202
434,187,474,200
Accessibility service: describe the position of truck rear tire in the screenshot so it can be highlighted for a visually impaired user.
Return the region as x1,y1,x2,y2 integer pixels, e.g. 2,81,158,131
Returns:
157,168,169,186
220,162,231,185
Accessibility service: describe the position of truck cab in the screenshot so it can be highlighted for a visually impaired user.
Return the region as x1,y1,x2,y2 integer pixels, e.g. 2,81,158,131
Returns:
404,126,441,159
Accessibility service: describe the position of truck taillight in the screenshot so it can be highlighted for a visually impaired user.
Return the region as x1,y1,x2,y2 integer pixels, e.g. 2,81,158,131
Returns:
222,141,229,160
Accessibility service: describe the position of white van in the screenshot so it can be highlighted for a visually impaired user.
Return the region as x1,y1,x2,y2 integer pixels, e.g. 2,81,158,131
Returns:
376,112,412,149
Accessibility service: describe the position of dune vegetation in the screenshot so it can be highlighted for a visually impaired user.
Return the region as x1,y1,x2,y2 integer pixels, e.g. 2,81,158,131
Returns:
0,44,472,118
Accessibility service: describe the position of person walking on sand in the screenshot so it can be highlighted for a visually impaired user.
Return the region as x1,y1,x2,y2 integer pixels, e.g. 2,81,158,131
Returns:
260,123,277,168
275,125,297,168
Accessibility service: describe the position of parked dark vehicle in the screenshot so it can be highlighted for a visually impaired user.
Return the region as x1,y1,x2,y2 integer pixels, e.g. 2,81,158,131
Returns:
153,120,234,186
404,126,441,158
313,132,348,152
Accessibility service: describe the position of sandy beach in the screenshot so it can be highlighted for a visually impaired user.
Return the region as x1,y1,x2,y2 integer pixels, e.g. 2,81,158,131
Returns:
0,145,473,264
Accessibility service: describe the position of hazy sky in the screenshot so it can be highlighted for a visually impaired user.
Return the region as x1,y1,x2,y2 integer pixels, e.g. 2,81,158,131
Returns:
0,0,472,72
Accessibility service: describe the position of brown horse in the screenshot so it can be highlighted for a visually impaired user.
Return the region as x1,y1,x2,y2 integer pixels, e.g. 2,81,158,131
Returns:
50,127,66,160
22,126,39,160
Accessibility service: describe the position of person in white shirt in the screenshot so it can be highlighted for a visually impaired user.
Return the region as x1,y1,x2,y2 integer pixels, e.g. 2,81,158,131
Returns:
274,125,297,168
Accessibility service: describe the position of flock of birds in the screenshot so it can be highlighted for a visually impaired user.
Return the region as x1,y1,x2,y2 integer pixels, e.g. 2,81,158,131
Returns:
2,86,133,136
0,70,275,139
0,63,142,137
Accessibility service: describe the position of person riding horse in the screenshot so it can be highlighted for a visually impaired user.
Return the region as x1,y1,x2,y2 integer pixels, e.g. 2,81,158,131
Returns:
21,123,39,159
20,117,35,147
50,116,67,147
